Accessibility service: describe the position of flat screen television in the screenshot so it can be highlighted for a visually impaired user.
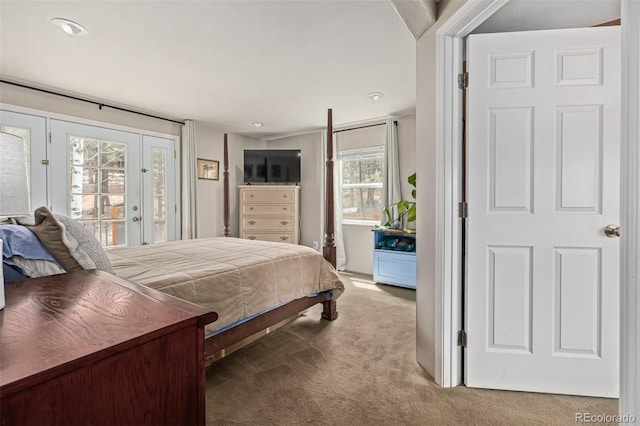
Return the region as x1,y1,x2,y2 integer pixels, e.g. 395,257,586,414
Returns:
244,149,301,184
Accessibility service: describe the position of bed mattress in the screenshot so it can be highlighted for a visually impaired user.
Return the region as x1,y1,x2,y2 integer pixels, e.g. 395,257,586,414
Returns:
107,237,344,334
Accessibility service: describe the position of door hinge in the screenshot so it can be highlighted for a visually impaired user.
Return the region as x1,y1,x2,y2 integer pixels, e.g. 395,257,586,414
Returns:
141,168,148,173
48,132,52,143
175,205,177,213
40,159,49,165
458,202,468,218
457,330,467,347
458,72,469,90
174,150,177,159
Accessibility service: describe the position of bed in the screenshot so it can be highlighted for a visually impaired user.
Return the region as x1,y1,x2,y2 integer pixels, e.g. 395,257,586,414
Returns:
107,237,343,356
108,110,341,358
2,109,342,360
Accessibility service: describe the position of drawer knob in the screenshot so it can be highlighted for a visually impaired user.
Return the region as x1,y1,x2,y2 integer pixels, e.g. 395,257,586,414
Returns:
283,195,287,198
280,221,289,225
250,194,254,198
250,207,253,210
280,236,289,241
248,236,256,240
248,220,256,225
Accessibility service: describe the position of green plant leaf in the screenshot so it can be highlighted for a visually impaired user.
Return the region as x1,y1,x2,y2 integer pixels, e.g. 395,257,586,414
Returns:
381,207,392,227
411,189,416,199
397,199,409,214
407,204,416,223
408,172,416,187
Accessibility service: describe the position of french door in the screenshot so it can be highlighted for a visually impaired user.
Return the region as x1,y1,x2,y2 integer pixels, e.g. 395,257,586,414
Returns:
50,120,143,247
0,109,176,248
142,135,176,244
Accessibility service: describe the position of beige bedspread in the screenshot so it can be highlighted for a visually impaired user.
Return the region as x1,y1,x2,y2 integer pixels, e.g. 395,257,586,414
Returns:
107,237,344,335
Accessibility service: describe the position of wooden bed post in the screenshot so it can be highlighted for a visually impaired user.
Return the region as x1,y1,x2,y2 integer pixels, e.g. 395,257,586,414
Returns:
223,133,230,237
323,109,337,268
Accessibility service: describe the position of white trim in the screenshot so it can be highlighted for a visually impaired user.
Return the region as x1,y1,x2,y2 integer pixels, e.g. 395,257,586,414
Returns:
620,0,640,417
434,0,510,388
342,220,379,227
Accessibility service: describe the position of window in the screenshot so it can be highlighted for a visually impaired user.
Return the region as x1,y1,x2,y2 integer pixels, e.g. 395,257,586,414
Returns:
339,146,384,223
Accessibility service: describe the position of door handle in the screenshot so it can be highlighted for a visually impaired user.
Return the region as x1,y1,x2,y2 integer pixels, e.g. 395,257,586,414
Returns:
604,224,620,238
248,220,256,225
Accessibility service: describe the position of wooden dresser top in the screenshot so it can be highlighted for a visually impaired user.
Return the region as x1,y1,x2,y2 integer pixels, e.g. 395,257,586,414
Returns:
0,270,217,394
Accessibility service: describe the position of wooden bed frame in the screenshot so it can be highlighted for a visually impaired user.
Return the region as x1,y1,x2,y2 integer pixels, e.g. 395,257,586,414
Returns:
205,109,338,359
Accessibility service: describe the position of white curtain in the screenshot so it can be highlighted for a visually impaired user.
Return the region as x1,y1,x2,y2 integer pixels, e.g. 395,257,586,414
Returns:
383,118,402,226
333,131,346,271
181,120,198,239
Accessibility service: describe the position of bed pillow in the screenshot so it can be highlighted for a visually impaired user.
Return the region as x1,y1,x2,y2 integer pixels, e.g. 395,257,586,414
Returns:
10,256,66,278
0,224,60,264
19,207,114,274
1,224,66,279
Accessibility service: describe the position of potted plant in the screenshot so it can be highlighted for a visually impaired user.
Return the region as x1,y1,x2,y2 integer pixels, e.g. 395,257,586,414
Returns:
379,172,416,232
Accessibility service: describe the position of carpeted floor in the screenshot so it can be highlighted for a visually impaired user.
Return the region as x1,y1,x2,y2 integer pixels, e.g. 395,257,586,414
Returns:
205,272,617,425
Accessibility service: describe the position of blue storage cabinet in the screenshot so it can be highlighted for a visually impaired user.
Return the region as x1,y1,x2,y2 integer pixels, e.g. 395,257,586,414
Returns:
372,229,416,289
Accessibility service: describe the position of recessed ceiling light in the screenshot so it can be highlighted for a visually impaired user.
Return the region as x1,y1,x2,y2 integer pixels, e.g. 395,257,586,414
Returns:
50,18,88,37
367,92,384,101
252,122,264,128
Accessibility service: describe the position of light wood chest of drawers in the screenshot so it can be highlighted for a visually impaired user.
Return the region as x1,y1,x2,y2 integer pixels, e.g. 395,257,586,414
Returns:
239,185,300,244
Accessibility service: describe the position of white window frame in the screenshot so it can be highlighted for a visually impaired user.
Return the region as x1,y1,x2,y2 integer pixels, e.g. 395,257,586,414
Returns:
338,146,384,226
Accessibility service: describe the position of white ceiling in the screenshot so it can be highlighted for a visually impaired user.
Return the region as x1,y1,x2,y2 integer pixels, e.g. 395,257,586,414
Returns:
474,0,620,34
0,1,416,139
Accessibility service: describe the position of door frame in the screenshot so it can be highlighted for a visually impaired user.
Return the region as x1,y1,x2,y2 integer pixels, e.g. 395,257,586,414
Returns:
434,0,639,413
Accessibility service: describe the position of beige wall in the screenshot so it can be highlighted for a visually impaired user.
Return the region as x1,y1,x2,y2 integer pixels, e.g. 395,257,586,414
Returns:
341,114,417,275
194,122,263,238
415,0,466,380
266,131,324,249
0,83,181,136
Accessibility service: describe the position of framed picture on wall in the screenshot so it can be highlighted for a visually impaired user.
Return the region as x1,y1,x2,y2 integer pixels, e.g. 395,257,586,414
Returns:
197,158,219,180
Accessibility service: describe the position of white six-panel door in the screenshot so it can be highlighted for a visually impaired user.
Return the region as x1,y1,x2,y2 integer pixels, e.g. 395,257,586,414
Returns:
466,27,620,397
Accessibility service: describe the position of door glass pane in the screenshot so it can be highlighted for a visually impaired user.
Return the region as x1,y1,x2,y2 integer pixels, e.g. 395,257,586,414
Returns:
101,142,126,168
69,136,127,248
152,147,167,242
70,166,98,193
1,125,31,209
70,137,98,166
100,195,125,219
70,194,99,220
100,221,126,246
101,169,125,193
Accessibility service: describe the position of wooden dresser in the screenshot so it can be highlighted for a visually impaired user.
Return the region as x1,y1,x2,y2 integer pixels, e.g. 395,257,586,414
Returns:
0,270,218,426
239,185,300,244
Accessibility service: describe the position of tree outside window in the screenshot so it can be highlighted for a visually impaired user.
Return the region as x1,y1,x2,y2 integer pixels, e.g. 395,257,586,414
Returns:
339,146,384,223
